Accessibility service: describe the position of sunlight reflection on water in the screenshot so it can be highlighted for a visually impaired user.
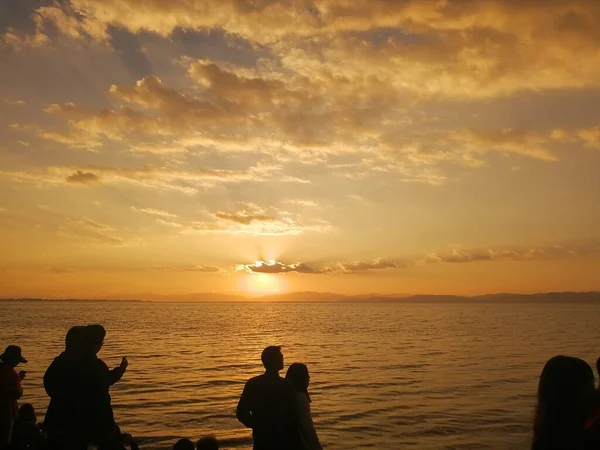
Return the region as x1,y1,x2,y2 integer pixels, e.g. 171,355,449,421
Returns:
1,300,599,449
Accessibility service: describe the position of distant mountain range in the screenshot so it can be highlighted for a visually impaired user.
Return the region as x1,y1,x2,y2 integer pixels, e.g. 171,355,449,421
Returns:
3,291,600,303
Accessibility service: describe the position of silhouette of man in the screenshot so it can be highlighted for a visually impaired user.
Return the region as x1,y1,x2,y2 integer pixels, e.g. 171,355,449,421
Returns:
236,346,301,450
0,345,27,449
597,356,600,389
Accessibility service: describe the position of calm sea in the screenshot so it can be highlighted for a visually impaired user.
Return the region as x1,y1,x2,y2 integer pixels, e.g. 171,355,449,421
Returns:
1,300,599,449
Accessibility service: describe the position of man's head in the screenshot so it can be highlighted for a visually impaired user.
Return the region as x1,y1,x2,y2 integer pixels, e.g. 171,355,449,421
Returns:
596,356,600,381
85,324,106,355
261,346,284,373
0,345,27,367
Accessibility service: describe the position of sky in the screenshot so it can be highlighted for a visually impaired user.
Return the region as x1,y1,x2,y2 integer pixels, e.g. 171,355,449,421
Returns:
0,0,599,299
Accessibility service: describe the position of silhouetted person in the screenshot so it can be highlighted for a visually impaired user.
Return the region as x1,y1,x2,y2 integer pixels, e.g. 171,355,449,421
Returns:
119,431,140,450
99,425,139,450
597,357,600,389
12,403,43,450
81,324,128,448
44,326,88,450
173,438,195,450
286,363,322,450
0,345,27,448
532,355,600,450
237,346,301,450
196,436,219,450
44,325,128,450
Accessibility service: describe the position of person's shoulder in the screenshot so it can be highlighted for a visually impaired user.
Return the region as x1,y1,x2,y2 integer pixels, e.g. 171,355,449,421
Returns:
0,362,16,378
279,376,296,389
89,356,108,369
246,374,265,385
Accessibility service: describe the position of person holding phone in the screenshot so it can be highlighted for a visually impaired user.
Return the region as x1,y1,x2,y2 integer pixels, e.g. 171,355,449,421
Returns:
81,325,129,449
0,345,27,448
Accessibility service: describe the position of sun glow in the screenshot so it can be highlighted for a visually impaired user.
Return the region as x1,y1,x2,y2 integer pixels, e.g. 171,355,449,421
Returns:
239,273,285,296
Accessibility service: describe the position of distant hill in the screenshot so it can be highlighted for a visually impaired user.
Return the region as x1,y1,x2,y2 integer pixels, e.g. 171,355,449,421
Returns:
2,291,599,303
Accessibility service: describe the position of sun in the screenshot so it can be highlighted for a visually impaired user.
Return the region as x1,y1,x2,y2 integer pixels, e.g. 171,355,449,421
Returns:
239,273,285,296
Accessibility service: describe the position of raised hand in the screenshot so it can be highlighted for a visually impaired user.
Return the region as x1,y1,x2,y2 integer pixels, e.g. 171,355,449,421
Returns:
18,370,26,381
120,356,129,371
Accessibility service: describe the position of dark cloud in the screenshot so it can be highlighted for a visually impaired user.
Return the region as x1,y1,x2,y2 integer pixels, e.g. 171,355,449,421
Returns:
108,25,153,79
338,259,403,272
237,241,600,275
238,260,329,274
65,170,100,184
215,212,278,225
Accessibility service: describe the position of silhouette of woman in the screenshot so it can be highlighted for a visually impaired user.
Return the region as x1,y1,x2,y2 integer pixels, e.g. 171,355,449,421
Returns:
285,363,323,450
532,355,600,450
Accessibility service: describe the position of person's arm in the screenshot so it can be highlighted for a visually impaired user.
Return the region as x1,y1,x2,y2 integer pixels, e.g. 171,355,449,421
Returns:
106,357,128,386
297,394,322,450
236,381,253,428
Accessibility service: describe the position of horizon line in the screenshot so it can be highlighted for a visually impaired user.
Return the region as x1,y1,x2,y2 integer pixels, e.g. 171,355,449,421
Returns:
1,290,599,303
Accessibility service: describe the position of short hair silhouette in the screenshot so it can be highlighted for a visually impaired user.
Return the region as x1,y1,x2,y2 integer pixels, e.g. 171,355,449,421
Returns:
596,356,600,379
85,324,106,353
18,403,36,423
173,438,195,450
65,326,85,352
261,346,282,371
196,436,219,450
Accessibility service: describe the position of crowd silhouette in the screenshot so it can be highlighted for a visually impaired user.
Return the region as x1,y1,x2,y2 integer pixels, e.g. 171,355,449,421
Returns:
1,325,600,449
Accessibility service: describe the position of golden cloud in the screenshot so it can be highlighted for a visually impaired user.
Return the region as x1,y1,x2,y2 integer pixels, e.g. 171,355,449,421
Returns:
0,164,288,195
15,61,561,187
237,240,600,275
131,207,178,218
7,0,599,98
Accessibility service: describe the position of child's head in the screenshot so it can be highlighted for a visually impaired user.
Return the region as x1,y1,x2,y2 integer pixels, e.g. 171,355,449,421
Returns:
173,438,195,450
18,403,36,423
197,436,219,450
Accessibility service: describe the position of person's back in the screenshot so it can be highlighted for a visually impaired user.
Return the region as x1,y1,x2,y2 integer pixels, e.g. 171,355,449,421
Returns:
237,346,301,450
532,356,600,450
44,326,90,449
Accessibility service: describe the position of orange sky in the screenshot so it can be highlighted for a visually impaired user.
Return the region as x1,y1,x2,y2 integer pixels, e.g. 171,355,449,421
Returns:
0,0,599,298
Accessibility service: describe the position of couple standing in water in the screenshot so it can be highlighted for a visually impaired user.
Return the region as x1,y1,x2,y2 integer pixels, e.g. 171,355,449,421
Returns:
237,346,322,450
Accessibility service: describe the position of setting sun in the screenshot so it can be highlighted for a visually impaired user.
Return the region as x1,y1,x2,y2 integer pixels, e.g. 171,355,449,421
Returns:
238,273,285,296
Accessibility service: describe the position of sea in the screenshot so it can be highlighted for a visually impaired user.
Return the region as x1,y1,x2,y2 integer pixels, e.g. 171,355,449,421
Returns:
1,300,599,449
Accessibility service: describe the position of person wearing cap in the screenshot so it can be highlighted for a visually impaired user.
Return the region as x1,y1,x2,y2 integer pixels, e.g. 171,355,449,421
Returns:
0,345,27,447
236,346,302,450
